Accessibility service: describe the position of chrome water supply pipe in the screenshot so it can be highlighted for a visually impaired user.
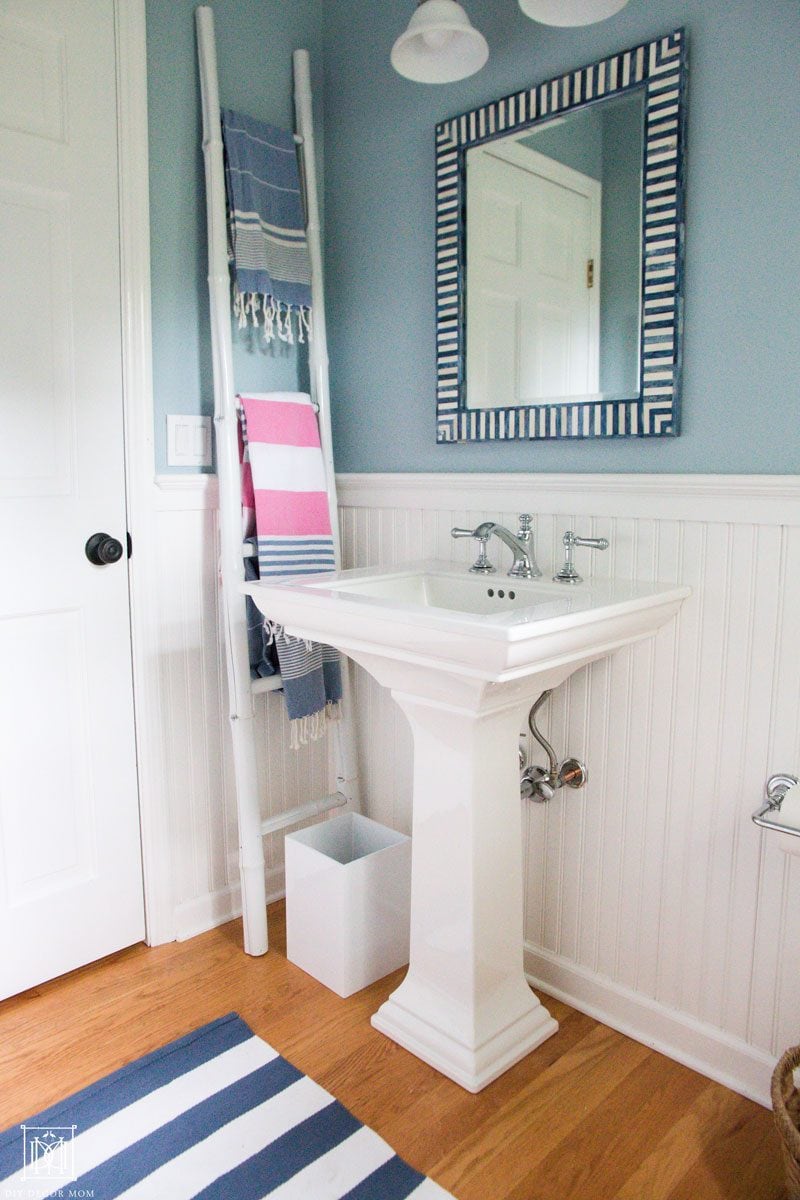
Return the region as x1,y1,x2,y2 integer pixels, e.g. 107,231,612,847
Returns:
521,690,588,802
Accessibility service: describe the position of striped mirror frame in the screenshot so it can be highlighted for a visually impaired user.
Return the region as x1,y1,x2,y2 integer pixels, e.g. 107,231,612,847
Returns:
435,28,687,444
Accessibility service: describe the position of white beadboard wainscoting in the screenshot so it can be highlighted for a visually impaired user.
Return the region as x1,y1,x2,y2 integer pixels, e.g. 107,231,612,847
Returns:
147,476,330,942
143,471,799,1106
336,473,800,1107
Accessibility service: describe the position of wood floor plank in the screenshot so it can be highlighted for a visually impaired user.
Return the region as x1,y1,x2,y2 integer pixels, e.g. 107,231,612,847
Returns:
660,1089,785,1200
0,904,785,1200
429,1025,652,1198
610,1080,785,1200
504,1049,709,1200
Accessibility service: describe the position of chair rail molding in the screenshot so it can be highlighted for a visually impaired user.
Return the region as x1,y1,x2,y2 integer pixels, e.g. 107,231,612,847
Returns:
336,472,800,526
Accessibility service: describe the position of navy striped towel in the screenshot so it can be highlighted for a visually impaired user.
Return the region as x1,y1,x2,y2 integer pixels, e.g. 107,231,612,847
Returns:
272,631,342,750
0,1013,455,1199
222,108,311,344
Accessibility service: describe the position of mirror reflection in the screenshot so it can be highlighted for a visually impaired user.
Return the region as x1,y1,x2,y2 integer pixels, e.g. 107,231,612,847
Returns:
465,88,645,411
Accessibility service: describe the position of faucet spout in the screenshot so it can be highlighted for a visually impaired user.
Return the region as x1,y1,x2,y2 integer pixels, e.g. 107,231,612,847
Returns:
474,520,542,580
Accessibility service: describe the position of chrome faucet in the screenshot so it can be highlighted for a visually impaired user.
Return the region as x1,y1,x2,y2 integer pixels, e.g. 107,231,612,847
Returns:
451,514,542,579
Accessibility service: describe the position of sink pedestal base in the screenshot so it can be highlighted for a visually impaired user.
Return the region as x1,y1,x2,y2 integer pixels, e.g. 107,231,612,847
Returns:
372,978,557,1094
365,672,562,1092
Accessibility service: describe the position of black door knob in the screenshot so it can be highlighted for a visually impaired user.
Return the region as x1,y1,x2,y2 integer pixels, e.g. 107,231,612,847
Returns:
85,532,124,566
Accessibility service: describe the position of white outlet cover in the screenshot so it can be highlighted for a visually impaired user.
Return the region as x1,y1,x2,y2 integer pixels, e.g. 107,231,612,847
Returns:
167,415,212,467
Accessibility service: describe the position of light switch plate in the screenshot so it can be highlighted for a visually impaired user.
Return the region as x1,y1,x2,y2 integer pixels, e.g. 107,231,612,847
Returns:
167,415,212,467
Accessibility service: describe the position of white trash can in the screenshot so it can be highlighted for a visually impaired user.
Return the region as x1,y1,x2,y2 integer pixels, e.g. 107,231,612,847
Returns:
285,812,411,998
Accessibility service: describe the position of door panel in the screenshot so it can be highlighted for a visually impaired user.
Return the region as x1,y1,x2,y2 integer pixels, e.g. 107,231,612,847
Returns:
0,182,74,495
467,145,601,410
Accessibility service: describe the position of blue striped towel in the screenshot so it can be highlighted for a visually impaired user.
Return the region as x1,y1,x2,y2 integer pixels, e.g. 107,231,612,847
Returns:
272,631,342,749
0,1014,455,1199
221,109,312,344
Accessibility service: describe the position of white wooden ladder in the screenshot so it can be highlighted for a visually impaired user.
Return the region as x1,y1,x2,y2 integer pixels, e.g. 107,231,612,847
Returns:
196,6,360,955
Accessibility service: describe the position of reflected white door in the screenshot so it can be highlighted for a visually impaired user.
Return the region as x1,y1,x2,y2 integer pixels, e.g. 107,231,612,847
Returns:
466,143,601,410
0,0,144,998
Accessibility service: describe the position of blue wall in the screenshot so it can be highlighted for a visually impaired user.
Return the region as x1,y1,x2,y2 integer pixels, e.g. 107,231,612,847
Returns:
323,0,800,473
146,0,322,472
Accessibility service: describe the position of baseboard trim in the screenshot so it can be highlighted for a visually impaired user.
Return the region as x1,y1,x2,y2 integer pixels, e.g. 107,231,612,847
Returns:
524,942,775,1108
175,870,286,944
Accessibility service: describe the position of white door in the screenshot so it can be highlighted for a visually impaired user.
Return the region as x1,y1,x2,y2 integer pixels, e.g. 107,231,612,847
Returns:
466,141,601,410
0,0,145,998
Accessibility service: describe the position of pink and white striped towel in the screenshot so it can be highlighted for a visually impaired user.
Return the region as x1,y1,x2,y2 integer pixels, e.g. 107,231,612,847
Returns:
237,392,336,578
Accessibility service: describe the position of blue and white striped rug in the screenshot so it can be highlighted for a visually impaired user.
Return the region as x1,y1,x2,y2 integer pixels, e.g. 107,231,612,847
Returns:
0,1013,454,1199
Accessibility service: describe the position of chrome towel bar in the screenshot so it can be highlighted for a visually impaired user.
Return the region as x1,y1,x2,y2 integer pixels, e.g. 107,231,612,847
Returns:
752,773,800,837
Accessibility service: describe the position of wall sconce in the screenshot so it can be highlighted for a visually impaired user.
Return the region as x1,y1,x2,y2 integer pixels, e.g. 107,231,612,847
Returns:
391,0,489,84
518,0,630,24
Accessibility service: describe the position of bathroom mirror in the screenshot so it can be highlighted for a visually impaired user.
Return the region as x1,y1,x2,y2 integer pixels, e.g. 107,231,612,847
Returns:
435,29,687,443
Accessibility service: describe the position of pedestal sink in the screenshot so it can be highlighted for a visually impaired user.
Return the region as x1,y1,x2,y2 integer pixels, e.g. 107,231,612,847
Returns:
244,561,689,1091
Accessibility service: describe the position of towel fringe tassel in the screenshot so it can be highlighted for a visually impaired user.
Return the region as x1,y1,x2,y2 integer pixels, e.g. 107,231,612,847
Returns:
288,701,340,750
232,286,311,346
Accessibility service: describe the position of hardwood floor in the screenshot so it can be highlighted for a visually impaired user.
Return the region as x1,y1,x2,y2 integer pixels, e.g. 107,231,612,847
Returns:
0,903,786,1199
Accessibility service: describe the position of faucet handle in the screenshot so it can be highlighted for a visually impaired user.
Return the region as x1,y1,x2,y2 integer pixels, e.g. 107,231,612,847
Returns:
469,536,496,575
570,533,609,551
553,529,609,584
450,525,496,574
517,513,533,534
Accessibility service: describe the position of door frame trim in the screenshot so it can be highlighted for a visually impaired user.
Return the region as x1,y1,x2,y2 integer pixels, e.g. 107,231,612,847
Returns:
116,0,175,944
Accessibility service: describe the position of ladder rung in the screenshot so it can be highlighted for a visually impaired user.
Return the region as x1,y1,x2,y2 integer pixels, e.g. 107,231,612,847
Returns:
252,675,283,695
260,791,347,837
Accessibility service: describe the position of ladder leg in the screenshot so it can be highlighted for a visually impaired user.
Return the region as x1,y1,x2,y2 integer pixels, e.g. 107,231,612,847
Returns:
294,51,362,820
230,713,268,955
333,657,361,812
197,7,268,957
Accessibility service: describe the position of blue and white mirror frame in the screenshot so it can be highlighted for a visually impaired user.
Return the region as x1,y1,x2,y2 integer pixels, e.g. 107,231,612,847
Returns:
435,28,687,444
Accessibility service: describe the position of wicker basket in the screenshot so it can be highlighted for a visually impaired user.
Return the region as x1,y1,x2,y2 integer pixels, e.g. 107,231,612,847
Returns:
772,1046,800,1199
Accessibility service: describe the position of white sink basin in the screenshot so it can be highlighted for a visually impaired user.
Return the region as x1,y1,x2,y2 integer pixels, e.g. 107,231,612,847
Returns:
243,560,689,684
243,560,689,1092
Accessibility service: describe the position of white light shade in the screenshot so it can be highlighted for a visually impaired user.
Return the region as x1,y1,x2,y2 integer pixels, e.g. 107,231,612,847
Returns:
518,0,630,25
391,0,489,84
